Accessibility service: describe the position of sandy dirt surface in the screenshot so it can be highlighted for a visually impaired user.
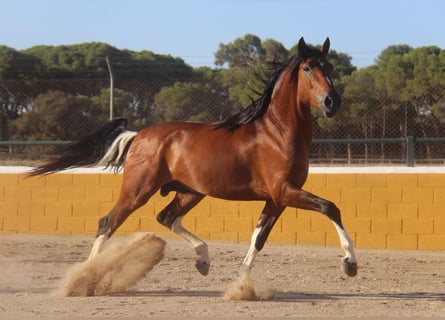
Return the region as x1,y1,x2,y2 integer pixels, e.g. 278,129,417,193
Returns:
1,234,444,319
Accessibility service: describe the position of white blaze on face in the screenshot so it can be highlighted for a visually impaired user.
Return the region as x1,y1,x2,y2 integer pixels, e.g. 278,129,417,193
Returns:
325,75,332,86
319,61,332,86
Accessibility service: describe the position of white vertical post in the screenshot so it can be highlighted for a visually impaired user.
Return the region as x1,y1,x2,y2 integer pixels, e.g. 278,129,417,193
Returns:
106,56,114,120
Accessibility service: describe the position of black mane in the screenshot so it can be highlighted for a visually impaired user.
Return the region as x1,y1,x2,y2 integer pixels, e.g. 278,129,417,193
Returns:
213,43,325,131
212,59,298,131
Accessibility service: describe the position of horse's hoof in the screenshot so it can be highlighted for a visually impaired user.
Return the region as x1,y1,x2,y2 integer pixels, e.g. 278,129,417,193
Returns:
86,285,95,297
341,257,358,277
195,260,210,276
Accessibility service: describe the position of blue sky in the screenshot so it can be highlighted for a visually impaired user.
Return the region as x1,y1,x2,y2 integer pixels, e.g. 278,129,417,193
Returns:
2,0,444,68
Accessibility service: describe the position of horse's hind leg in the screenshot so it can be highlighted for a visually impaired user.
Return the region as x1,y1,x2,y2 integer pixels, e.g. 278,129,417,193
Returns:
156,191,209,275
87,200,152,261
88,233,108,260
88,174,158,260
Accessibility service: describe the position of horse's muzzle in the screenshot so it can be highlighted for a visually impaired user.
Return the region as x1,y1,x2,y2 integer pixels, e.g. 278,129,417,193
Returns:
323,91,341,118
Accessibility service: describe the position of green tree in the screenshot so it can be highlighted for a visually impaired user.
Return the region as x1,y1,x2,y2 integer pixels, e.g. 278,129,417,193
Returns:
262,39,288,63
24,42,124,79
91,88,134,123
2,42,198,138
404,46,445,128
374,44,445,137
402,46,445,157
215,34,265,68
0,46,39,140
12,90,101,140
0,45,38,79
215,34,269,110
154,78,230,123
373,45,414,138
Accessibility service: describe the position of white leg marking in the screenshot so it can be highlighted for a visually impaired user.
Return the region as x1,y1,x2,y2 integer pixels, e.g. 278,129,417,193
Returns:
332,222,357,263
171,217,210,274
87,234,108,261
240,227,261,274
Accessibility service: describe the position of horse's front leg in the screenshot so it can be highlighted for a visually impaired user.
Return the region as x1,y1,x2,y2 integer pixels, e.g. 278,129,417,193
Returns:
240,201,284,274
280,185,358,277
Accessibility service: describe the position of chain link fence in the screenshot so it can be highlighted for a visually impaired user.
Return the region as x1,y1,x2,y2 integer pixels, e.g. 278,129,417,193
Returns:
1,78,445,166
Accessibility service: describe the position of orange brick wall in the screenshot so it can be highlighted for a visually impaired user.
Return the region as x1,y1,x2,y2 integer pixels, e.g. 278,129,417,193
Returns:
1,169,444,250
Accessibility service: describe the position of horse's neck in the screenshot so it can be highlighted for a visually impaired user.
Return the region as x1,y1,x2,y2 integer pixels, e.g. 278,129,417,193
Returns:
263,82,313,146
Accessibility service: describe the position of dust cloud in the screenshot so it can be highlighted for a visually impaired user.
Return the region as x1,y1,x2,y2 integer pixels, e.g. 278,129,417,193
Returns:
56,232,165,297
223,272,275,301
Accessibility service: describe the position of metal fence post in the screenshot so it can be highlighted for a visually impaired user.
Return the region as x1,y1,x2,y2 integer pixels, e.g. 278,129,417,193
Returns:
406,136,415,167
106,56,114,120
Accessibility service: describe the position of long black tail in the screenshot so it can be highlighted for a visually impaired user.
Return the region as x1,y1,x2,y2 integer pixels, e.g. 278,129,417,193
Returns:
28,118,137,176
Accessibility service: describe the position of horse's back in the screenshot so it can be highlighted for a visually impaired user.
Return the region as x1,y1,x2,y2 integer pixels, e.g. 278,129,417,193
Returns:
129,121,267,199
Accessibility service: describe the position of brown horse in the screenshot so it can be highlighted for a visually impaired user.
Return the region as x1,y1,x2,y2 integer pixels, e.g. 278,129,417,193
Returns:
30,37,357,278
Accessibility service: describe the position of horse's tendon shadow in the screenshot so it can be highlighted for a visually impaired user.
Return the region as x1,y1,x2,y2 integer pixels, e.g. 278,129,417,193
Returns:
120,289,223,298
120,289,445,302
275,291,445,302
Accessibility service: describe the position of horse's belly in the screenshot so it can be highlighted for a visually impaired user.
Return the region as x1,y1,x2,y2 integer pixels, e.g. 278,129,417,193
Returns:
171,160,268,201
205,184,269,201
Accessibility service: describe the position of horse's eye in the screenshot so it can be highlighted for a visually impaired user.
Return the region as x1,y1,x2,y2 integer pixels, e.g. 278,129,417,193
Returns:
303,65,310,72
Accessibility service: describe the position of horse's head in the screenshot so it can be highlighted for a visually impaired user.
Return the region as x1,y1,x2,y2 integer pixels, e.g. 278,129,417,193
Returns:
296,37,340,118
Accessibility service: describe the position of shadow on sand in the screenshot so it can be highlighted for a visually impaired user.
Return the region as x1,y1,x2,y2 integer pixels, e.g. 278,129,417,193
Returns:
120,289,445,302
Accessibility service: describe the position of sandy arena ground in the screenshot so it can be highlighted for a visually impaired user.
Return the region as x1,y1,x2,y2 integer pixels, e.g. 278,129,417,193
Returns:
0,234,444,319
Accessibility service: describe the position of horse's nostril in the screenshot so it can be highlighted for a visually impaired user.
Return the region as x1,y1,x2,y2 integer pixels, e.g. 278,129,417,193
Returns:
325,96,333,108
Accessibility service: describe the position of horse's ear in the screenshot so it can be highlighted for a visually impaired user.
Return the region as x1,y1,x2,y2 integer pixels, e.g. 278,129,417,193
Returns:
298,37,309,59
322,37,330,56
